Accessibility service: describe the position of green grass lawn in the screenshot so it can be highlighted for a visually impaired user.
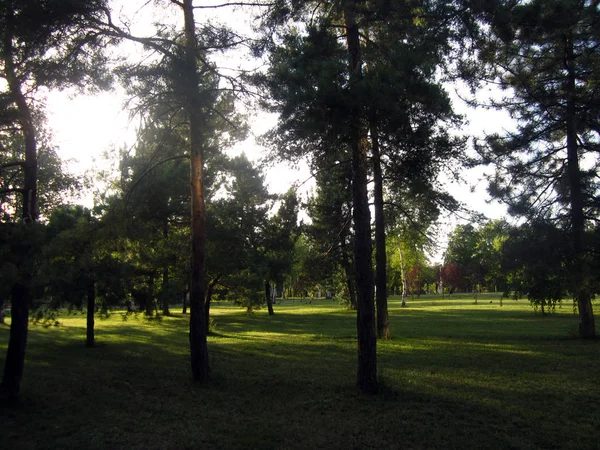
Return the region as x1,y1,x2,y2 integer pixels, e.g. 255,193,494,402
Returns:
1,294,599,449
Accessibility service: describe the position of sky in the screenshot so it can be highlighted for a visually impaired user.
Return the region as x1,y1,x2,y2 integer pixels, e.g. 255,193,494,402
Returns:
43,0,514,262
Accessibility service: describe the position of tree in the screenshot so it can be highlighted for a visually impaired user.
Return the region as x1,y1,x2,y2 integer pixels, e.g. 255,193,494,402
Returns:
441,263,463,295
476,220,510,293
471,0,599,337
259,0,474,392
114,118,190,316
361,0,466,339
262,190,300,315
0,0,111,402
43,205,99,346
205,154,271,316
258,0,375,393
444,224,480,292
502,221,570,314
99,0,249,381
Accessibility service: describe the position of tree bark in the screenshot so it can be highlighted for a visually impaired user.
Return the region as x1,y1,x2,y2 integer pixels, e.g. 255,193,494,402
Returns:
344,1,377,395
1,22,38,403
86,281,96,348
370,118,389,339
565,34,595,338
265,281,275,315
183,0,210,381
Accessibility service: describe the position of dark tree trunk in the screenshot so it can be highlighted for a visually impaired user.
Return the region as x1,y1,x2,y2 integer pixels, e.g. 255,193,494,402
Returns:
183,0,209,381
1,282,30,402
340,224,357,310
265,281,275,316
162,220,170,316
565,35,595,338
370,118,389,340
86,281,96,348
1,22,38,403
345,1,377,395
205,276,220,332
161,266,170,315
146,274,155,316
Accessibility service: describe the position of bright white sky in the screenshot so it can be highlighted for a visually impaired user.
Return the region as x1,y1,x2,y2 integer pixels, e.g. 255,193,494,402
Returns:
43,0,514,262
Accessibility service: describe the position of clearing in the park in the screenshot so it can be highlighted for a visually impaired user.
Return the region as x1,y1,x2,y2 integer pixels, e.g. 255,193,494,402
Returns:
1,294,598,449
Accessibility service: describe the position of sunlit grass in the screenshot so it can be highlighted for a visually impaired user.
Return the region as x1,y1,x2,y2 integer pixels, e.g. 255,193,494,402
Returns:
1,293,599,449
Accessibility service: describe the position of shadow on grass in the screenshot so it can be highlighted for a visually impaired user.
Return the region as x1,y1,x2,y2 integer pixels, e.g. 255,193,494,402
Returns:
1,301,599,449
2,320,598,450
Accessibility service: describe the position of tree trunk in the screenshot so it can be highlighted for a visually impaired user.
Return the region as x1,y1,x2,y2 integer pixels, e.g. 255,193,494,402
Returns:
565,34,595,338
399,245,407,307
86,281,96,348
182,289,188,314
146,274,155,316
340,232,357,310
345,1,377,395
265,281,275,316
1,282,30,403
183,0,210,381
162,219,170,316
161,266,170,315
370,118,389,339
205,283,213,332
1,23,38,403
205,275,220,332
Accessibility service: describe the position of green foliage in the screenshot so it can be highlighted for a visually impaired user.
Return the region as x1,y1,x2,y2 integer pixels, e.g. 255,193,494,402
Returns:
0,0,112,90
474,0,600,219
443,220,511,293
502,221,570,313
0,221,45,307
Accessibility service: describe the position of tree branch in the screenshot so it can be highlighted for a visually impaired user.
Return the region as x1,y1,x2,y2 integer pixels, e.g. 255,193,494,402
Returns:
0,161,25,170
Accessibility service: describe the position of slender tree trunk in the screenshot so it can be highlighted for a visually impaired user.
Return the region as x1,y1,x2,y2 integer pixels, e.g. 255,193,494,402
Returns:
340,232,357,310
399,245,407,307
182,289,188,314
370,118,389,339
565,34,595,338
162,219,170,316
204,275,220,331
205,283,213,332
86,281,96,348
183,0,210,380
265,281,275,315
161,266,170,315
1,23,38,403
146,274,155,316
344,1,377,395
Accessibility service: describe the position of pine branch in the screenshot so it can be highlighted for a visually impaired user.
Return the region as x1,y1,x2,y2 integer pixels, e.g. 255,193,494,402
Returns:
0,161,25,170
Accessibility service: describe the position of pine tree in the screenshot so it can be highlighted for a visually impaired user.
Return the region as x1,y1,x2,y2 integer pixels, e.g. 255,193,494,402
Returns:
473,0,599,337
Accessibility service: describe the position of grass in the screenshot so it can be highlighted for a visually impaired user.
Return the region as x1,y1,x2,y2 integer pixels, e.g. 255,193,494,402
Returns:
1,293,599,449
